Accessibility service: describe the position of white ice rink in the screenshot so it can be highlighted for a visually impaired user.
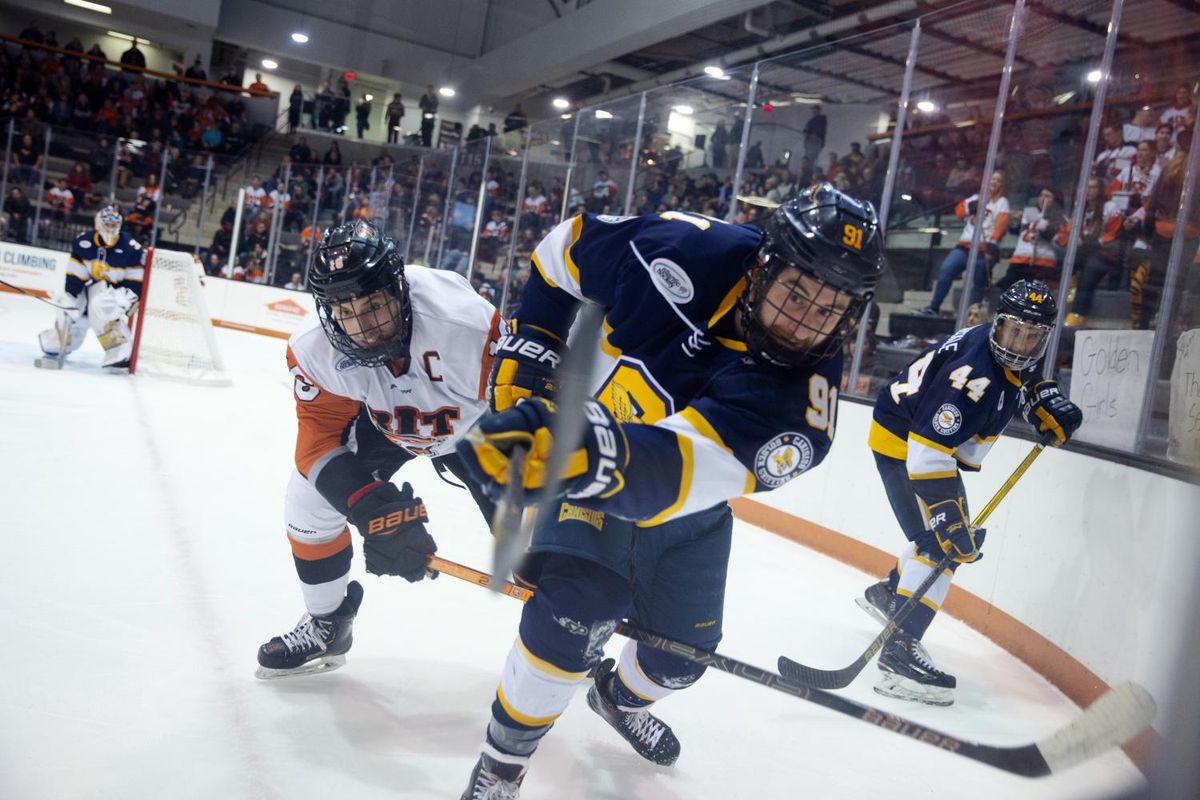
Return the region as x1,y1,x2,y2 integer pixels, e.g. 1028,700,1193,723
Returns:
0,290,1144,800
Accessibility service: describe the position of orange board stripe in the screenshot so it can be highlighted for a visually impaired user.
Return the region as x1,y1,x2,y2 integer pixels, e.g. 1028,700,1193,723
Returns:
728,496,1159,776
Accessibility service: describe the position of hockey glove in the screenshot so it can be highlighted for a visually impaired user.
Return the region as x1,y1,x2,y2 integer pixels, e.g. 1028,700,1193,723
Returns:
1019,379,1083,446
928,497,985,564
457,397,628,503
490,322,563,412
346,481,437,582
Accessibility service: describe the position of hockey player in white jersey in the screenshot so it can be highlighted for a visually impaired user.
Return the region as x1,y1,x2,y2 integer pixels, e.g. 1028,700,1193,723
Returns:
37,205,144,369
256,220,503,678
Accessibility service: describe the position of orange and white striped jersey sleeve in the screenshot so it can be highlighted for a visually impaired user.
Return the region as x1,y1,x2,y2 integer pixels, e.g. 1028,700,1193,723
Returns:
287,344,362,479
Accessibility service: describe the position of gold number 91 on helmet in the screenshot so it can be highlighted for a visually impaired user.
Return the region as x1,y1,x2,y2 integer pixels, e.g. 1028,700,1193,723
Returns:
740,182,886,368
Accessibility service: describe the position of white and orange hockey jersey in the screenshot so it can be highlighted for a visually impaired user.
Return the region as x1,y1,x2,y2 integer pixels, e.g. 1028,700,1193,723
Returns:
953,194,1010,250
286,265,502,497
1009,205,1068,268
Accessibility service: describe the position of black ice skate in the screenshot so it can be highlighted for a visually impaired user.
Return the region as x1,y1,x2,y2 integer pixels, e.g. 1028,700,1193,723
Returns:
255,581,363,679
586,658,681,766
855,579,895,625
874,633,956,706
460,750,526,800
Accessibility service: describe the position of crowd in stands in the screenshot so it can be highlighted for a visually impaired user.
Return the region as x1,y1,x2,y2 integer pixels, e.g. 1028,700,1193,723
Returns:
0,26,267,246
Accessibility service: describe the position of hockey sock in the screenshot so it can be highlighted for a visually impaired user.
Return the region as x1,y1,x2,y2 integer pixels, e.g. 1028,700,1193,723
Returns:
487,634,588,758
609,638,698,708
895,550,955,639
288,525,354,616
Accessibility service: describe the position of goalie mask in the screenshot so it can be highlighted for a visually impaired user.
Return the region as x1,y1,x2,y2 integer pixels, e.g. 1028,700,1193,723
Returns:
740,182,885,368
989,279,1056,371
309,220,412,367
95,205,123,247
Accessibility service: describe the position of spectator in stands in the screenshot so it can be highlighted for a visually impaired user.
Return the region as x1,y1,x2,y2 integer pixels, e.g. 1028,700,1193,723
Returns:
1066,176,1120,327
89,138,113,183
86,43,107,61
945,156,977,196
119,39,146,72
355,94,372,139
244,218,270,256
289,136,314,166
201,122,223,151
1154,123,1177,171
323,141,344,167
1093,122,1136,186
385,92,405,144
803,104,827,165
4,187,33,243
71,93,94,130
588,170,618,212
1160,83,1196,138
11,132,42,186
284,271,304,290
243,175,266,221
710,120,729,169
504,103,527,133
920,170,1011,315
419,85,438,147
248,73,270,93
46,177,74,223
288,85,303,135
323,168,345,209
185,56,207,81
1133,125,1198,329
18,23,45,45
745,140,764,169
65,161,93,207
998,186,1068,292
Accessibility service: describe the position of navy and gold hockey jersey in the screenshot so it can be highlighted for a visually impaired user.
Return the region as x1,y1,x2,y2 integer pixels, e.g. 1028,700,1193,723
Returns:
522,211,842,524
869,324,1034,501
64,230,146,299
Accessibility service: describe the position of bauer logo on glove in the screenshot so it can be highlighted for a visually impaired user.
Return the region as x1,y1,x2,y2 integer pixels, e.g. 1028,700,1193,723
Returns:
457,397,628,503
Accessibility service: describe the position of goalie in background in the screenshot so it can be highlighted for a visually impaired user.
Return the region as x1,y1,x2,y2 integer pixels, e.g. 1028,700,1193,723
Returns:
38,205,144,369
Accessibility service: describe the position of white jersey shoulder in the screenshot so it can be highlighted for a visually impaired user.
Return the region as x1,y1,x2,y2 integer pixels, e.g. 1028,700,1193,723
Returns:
288,266,499,457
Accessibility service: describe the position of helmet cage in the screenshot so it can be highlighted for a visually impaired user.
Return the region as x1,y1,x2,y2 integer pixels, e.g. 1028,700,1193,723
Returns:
95,206,122,246
310,221,413,367
988,314,1051,371
739,254,871,368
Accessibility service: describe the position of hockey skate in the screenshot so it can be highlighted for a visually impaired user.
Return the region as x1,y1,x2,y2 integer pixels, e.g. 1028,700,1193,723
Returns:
586,658,681,766
874,633,956,707
460,750,526,800
255,581,363,679
855,579,895,625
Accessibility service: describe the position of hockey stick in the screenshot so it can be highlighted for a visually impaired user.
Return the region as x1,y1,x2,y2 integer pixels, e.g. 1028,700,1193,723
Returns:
425,553,1155,777
778,434,1053,688
489,303,605,592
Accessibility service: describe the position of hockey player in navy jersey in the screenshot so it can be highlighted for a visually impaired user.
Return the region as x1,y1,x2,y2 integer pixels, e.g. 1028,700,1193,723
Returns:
860,279,1082,706
455,183,884,797
38,205,145,368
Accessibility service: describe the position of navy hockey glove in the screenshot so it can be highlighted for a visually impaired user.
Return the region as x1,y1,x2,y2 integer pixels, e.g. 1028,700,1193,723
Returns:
1019,379,1083,446
457,398,628,503
928,497,986,564
346,481,437,582
490,322,563,412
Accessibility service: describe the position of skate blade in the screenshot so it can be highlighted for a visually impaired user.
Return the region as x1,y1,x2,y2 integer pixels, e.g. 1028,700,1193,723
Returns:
254,654,346,680
34,357,64,370
873,673,954,707
855,596,890,626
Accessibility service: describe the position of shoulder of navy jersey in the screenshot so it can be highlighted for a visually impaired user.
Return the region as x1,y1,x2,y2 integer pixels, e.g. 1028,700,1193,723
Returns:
530,211,762,331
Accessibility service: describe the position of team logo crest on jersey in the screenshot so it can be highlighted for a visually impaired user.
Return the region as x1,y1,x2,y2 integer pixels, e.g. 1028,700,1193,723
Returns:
596,214,636,224
933,403,963,435
335,355,357,371
649,258,694,304
754,433,813,487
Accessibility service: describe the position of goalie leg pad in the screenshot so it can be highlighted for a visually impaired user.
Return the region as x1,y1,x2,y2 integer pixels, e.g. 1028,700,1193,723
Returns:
38,319,86,356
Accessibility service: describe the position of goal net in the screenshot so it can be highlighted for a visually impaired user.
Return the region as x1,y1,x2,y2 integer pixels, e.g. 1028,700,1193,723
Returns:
129,247,231,387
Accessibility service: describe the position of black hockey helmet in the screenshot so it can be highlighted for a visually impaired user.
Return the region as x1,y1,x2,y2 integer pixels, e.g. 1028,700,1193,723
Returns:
739,182,885,368
309,219,413,367
989,279,1057,371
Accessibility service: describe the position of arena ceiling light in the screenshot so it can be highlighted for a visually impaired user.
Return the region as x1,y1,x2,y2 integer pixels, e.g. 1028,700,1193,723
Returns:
916,100,937,112
1086,69,1103,83
291,32,309,44
703,65,726,78
106,30,136,41
552,97,570,110
438,86,456,97
594,109,613,119
65,0,112,13
672,104,694,115
261,58,278,70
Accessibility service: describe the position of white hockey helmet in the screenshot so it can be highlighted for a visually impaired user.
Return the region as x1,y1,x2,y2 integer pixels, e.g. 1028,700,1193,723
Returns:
95,205,123,246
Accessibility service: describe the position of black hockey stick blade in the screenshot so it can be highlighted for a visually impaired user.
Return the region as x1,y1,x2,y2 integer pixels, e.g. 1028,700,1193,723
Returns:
777,552,954,689
621,620,1154,777
490,303,605,590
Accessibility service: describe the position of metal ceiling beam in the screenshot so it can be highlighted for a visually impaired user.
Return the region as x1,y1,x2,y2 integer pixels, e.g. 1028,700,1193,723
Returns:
919,25,1033,67
1025,0,1149,50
